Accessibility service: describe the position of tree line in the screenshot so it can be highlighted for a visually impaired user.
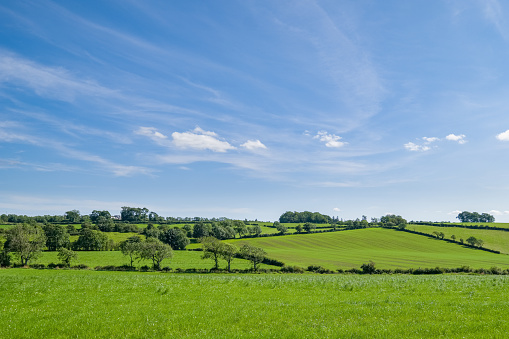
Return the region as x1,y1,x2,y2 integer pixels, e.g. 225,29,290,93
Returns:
456,211,495,223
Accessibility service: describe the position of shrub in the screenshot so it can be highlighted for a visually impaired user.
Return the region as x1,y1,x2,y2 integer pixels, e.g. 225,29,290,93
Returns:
360,261,377,274
29,263,46,269
280,265,305,273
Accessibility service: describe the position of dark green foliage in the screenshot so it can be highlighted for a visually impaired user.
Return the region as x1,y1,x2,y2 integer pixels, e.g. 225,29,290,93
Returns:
142,223,160,239
279,211,332,224
275,222,288,234
65,210,81,223
161,228,190,250
97,216,115,232
90,210,111,223
4,223,46,265
239,243,266,271
457,211,495,223
303,222,316,233
280,265,305,273
57,248,78,267
211,223,235,240
201,236,222,269
43,224,70,251
380,214,407,226
0,250,11,267
361,261,377,274
193,222,212,238
137,238,173,270
73,228,108,251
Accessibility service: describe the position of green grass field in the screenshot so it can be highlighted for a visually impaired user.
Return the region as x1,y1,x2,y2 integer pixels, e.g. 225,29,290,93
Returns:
448,222,509,228
27,250,276,271
1,269,509,338
409,224,509,254
225,228,509,269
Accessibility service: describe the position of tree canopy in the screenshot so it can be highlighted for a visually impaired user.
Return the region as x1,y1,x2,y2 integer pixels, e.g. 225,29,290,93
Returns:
457,211,495,223
279,211,331,224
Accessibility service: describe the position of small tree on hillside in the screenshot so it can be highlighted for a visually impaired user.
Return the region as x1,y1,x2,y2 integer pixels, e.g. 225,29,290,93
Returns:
161,228,190,250
219,243,238,272
120,236,142,268
5,223,46,266
275,223,288,235
57,247,78,267
239,244,266,271
138,238,173,270
466,236,477,246
201,237,222,269
303,222,316,233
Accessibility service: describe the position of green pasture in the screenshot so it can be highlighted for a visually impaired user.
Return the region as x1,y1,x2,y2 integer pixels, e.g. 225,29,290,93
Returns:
69,231,144,244
2,270,509,338
409,224,509,254
29,250,275,271
450,222,509,228
226,228,509,270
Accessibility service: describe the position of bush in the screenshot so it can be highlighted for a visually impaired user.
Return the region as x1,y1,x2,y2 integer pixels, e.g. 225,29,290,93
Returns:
360,261,377,274
72,264,89,270
29,263,46,269
307,265,334,274
0,250,11,267
280,265,305,273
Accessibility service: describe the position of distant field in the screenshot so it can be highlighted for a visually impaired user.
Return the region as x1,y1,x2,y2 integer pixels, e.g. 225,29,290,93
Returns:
225,228,509,269
69,231,144,244
426,222,509,229
409,225,509,254
2,270,509,338
30,250,275,270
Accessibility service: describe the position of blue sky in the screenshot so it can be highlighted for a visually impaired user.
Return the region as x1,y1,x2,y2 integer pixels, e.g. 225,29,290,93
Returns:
1,0,509,222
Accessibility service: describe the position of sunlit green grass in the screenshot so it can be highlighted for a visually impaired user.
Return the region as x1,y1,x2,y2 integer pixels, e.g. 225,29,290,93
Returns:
409,224,509,254
225,228,509,269
30,250,275,270
2,270,509,338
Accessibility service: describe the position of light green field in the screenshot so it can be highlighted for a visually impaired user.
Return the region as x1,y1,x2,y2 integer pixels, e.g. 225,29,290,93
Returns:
69,231,144,244
225,228,509,269
28,250,276,270
409,224,509,254
2,270,509,338
450,222,509,228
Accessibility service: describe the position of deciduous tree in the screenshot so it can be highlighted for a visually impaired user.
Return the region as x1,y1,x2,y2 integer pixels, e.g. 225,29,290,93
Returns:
5,223,46,266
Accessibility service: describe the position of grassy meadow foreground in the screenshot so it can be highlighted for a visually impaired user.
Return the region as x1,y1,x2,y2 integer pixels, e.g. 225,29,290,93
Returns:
1,269,509,338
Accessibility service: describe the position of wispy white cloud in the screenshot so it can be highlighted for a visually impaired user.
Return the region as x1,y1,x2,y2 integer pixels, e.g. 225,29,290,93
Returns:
489,209,509,215
422,137,440,143
0,51,119,102
496,129,509,141
404,142,431,152
445,133,467,144
405,134,466,151
481,0,508,39
241,140,267,151
172,127,236,153
313,131,346,148
333,207,341,212
0,125,151,176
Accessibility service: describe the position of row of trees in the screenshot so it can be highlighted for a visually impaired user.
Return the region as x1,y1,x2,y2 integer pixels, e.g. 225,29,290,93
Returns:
200,237,267,271
279,211,332,224
456,211,495,223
